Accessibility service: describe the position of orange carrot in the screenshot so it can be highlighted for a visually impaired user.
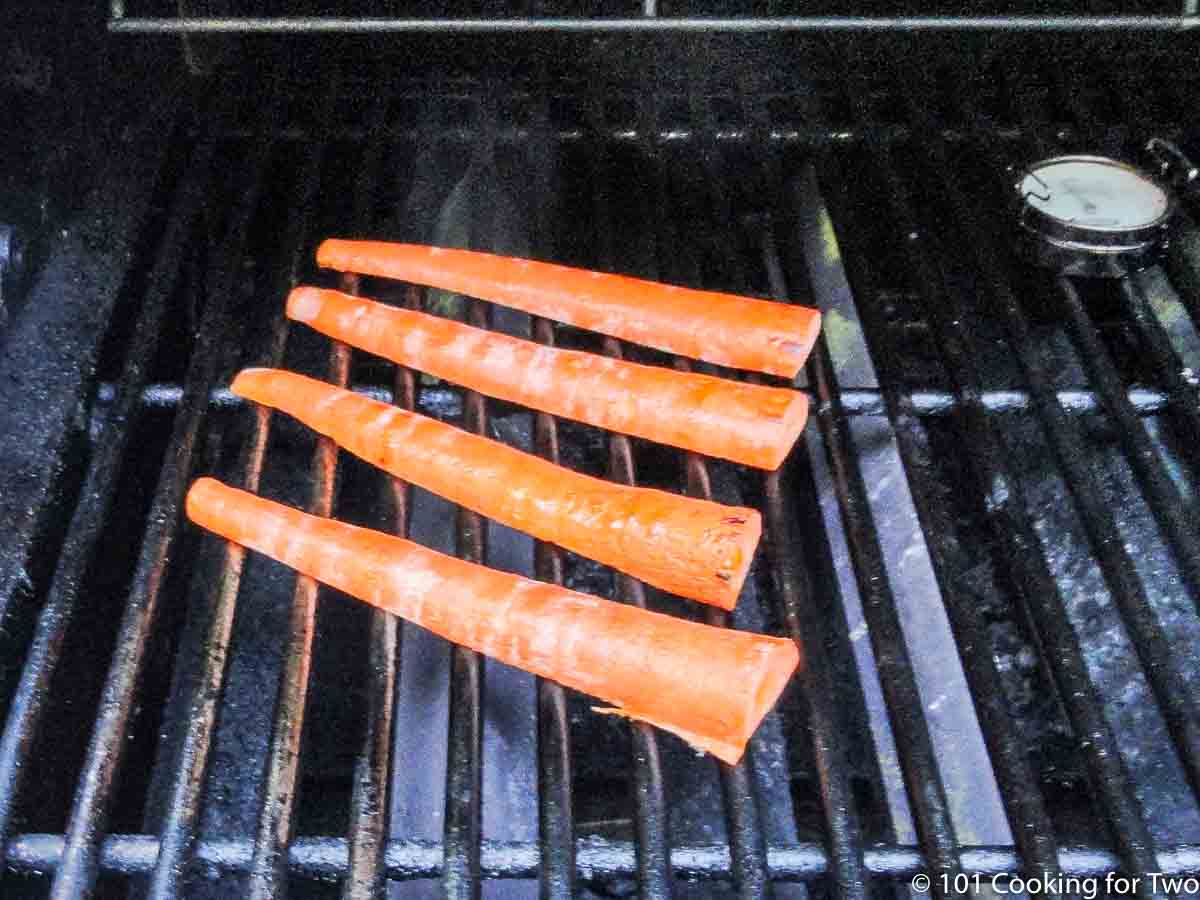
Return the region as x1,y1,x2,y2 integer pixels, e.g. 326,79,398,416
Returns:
287,287,808,470
317,240,822,379
233,368,760,609
186,478,799,764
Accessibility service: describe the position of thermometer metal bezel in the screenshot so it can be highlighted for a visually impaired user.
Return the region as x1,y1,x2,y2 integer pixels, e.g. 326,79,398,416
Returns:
1016,154,1176,254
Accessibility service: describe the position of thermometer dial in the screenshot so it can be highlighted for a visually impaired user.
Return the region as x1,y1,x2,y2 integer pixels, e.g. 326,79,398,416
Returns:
1020,157,1171,232
1016,154,1175,270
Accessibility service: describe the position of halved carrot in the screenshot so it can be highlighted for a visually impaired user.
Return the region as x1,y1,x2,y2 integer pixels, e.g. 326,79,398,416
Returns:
186,477,799,764
287,287,808,470
233,368,760,609
317,240,822,379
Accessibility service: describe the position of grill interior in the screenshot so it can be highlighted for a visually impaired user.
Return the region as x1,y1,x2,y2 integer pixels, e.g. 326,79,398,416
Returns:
2,18,1200,900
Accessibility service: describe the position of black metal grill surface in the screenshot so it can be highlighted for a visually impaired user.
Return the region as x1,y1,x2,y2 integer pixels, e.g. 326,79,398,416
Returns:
2,25,1200,900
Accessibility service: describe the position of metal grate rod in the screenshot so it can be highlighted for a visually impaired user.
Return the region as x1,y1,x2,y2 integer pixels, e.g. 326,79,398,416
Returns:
7,831,1200,881
0,132,215,871
530,317,577,900
637,82,772,900
1118,276,1200,459
876,134,1200,803
441,300,489,900
100,380,1181,420
802,335,962,900
528,71,577,900
145,118,328,900
584,85,674,898
245,344,350,900
341,91,404,900
46,135,273,900
108,14,1200,33
245,73,367,900
840,134,1164,898
787,80,967,900
1053,277,1200,601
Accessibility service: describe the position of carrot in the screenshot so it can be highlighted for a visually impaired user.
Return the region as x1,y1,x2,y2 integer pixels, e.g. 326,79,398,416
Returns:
287,287,808,470
317,240,822,379
232,368,760,609
186,478,799,764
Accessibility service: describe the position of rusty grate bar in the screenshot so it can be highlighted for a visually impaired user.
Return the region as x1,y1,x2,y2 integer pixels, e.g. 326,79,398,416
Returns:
45,130,274,900
0,133,217,873
144,81,333,900
340,89,404,900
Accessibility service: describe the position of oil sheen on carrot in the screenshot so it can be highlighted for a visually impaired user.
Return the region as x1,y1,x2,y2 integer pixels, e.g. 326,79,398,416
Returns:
287,286,808,470
186,478,800,765
317,240,822,379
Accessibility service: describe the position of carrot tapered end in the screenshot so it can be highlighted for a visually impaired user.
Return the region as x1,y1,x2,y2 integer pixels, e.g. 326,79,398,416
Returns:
185,477,228,532
776,308,823,379
595,636,800,766
315,238,344,270
710,509,763,611
757,392,810,472
229,367,274,399
287,285,326,323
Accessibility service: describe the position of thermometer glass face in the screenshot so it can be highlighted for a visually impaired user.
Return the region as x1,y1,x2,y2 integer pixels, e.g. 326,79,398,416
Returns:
1020,158,1170,231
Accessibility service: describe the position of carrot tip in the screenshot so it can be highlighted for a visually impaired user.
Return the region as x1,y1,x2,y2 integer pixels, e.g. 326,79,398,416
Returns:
756,393,809,471
714,509,762,609
185,477,223,525
591,636,799,765
287,286,325,323
770,309,823,379
229,367,271,398
315,238,342,270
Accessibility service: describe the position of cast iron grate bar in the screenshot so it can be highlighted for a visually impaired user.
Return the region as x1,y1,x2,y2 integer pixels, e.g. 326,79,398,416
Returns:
761,220,965,899
869,112,1200,803
585,85,674,899
804,146,1058,892
531,316,577,900
6,831,1200,881
245,73,363,900
1053,277,1200,602
528,67,577,900
823,128,1165,896
246,336,350,900
0,130,216,870
802,333,965,900
598,336,677,898
190,121,1160,150
786,76,966,900
46,126,274,900
340,88,403,900
98,381,1183,420
636,79,771,900
441,299,489,900
1117,277,1200,460
742,77,868,899
144,86,333,900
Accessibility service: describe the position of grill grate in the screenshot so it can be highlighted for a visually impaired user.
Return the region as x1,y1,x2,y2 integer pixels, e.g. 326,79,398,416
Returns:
2,39,1200,900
